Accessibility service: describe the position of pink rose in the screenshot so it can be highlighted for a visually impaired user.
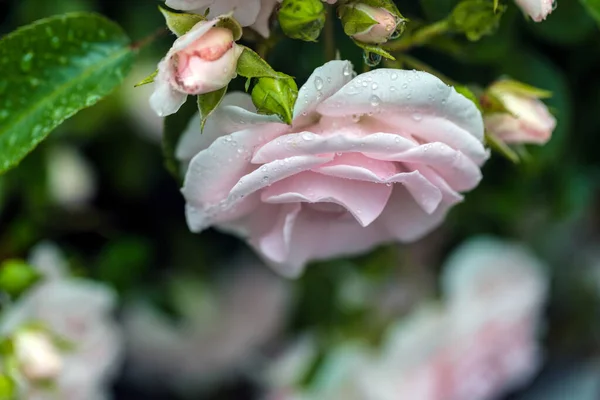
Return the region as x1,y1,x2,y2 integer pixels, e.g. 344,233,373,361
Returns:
484,81,556,145
514,0,556,22
166,0,279,37
150,19,243,117
179,61,487,277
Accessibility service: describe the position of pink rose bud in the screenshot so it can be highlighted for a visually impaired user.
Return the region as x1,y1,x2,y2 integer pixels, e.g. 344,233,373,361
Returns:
344,4,404,44
484,81,556,145
150,20,244,117
514,0,556,22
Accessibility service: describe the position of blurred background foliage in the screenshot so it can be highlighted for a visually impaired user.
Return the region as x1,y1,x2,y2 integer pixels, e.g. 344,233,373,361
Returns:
1,0,600,399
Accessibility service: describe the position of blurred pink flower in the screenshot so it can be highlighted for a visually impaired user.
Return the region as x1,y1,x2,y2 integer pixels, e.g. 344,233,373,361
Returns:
0,243,122,400
150,19,243,117
265,238,548,400
484,81,556,145
514,0,556,22
180,60,487,277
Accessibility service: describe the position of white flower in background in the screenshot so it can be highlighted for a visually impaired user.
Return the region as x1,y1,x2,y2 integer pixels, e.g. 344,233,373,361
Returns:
123,258,291,395
264,237,548,400
0,243,123,400
47,145,96,210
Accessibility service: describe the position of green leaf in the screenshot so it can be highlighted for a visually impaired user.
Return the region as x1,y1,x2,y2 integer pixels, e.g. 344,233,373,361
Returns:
163,97,198,180
159,4,205,37
0,12,134,174
581,0,600,25
134,69,158,87
236,46,292,79
197,86,228,131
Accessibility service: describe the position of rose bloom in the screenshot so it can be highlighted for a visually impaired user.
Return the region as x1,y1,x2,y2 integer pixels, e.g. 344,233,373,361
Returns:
150,19,243,117
166,0,279,37
123,259,290,394
484,81,556,145
179,60,487,277
514,0,556,22
0,243,123,400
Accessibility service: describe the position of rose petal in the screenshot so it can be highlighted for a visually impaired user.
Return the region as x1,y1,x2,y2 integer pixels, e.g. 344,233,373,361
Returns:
250,206,388,277
317,69,484,144
229,155,334,199
293,60,355,120
252,132,415,164
261,171,392,226
378,185,458,242
149,63,188,117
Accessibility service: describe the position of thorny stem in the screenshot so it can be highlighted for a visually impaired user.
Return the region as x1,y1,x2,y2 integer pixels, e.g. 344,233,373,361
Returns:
131,27,169,52
383,19,450,52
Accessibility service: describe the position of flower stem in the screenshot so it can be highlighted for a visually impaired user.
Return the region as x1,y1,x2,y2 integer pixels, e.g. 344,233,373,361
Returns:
383,20,450,52
324,6,337,61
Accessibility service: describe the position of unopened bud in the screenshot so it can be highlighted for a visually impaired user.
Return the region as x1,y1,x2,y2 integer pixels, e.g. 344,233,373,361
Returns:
251,77,298,125
340,2,406,44
278,0,326,42
448,0,505,41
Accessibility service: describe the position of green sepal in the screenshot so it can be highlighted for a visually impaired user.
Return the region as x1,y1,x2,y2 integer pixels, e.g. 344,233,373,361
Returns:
236,46,292,79
197,86,228,131
158,4,206,37
454,85,482,111
251,77,298,125
485,130,520,163
338,5,379,37
134,70,158,87
216,14,243,41
353,40,396,60
489,79,553,99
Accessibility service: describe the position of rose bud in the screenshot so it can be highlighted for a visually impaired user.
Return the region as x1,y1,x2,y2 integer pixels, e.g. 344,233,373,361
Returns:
340,2,406,44
278,0,327,42
150,19,244,117
484,80,556,145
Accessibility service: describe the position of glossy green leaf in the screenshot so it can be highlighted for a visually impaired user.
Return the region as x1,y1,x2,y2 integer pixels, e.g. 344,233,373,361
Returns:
0,12,135,174
236,46,292,80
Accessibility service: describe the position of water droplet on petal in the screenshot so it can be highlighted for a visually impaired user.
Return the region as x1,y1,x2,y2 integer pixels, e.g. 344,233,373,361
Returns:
391,72,398,80
371,83,378,90
302,132,315,141
412,113,423,121
370,95,381,107
343,64,352,76
314,76,324,90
